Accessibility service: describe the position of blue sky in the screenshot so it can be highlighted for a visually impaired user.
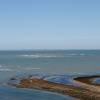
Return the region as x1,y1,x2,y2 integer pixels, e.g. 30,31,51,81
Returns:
0,0,100,50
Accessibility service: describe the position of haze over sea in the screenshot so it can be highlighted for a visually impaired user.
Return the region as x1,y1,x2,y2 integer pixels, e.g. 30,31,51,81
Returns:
0,50,100,100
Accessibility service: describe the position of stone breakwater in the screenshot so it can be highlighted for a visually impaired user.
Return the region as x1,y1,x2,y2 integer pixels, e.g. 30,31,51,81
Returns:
8,74,100,100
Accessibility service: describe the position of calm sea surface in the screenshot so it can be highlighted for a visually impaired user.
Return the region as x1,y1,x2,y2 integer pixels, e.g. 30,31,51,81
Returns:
0,50,100,100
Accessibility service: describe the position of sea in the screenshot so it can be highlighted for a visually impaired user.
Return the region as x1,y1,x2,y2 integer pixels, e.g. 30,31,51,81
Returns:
0,50,100,100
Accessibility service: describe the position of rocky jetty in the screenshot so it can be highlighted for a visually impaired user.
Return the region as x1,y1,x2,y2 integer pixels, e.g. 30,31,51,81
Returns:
8,74,100,100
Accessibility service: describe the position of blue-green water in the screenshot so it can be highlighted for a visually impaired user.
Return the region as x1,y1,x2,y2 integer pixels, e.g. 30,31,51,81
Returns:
0,50,100,100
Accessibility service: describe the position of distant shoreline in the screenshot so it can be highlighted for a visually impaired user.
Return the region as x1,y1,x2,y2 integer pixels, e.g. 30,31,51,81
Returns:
0,49,100,51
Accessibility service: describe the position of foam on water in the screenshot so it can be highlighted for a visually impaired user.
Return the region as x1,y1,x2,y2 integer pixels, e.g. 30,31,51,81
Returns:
19,54,63,58
18,53,87,58
0,65,13,72
0,69,12,72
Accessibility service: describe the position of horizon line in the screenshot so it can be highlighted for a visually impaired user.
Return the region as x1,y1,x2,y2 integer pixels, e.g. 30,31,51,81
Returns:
0,49,100,51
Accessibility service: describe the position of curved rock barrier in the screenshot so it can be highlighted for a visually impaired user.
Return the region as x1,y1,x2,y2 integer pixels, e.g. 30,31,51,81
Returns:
74,75,100,93
8,74,100,100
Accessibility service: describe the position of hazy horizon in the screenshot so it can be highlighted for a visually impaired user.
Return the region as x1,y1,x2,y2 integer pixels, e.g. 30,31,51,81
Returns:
0,49,100,51
0,0,100,50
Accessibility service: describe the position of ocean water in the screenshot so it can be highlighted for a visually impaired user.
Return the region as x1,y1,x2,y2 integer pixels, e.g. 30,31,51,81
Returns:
0,50,100,100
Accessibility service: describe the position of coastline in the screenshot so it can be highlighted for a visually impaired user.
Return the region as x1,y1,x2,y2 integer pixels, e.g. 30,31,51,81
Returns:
8,74,100,100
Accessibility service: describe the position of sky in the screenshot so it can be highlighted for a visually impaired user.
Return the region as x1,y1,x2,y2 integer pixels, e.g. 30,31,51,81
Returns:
0,0,100,50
